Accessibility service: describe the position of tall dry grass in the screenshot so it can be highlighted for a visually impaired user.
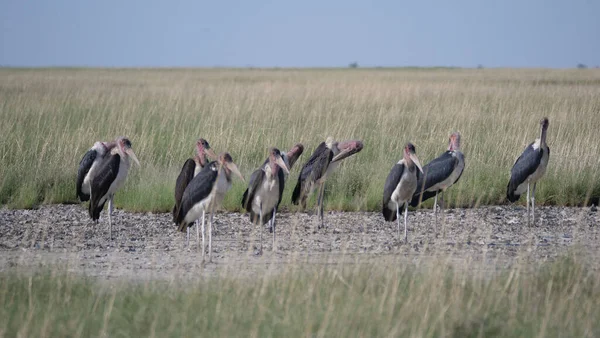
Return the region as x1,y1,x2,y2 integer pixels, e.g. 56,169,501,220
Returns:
1,253,599,337
0,68,599,212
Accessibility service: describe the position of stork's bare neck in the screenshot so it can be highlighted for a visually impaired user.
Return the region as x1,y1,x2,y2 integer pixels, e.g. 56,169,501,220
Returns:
539,118,549,146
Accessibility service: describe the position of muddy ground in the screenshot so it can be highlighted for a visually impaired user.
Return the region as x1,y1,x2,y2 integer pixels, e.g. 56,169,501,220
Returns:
0,205,598,281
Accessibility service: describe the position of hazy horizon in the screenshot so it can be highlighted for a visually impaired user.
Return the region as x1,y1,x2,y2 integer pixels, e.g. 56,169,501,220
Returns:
1,0,599,68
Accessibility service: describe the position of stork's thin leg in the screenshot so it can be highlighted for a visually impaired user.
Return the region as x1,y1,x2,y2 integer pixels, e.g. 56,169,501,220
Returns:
209,206,214,263
532,183,537,226
440,191,445,210
434,192,438,225
404,203,409,244
201,211,206,261
317,182,326,229
272,208,277,251
526,183,530,226
259,203,263,255
186,226,190,247
108,195,114,240
196,219,200,246
316,183,323,218
396,203,401,240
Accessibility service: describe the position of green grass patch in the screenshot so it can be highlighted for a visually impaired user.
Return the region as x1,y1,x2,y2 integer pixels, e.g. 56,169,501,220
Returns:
1,255,599,337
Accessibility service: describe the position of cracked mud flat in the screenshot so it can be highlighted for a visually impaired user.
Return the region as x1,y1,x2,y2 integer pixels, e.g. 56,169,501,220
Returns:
0,205,598,281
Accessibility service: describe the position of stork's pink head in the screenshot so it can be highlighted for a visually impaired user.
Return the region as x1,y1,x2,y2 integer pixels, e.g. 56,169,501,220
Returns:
196,138,217,166
448,132,461,152
217,152,244,182
286,143,304,169
540,117,549,131
331,139,364,163
268,147,289,176
403,142,423,173
116,136,140,167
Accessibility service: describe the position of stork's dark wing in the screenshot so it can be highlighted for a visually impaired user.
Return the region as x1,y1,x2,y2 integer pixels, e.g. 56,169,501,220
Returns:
89,154,120,220
176,162,219,230
413,151,457,193
76,149,97,201
173,158,196,223
300,142,333,182
382,163,404,221
277,168,285,207
506,143,543,202
292,142,333,204
241,168,265,212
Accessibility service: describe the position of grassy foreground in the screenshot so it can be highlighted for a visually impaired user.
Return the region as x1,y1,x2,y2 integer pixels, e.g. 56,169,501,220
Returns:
1,255,598,337
0,68,599,212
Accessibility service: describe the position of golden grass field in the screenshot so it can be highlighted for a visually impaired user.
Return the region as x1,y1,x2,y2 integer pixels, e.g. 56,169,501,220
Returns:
2,252,600,337
1,68,600,336
0,68,599,212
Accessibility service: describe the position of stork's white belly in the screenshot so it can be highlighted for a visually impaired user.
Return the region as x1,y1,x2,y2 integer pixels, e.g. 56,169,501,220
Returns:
252,176,280,215
389,169,418,209
212,172,232,208
184,194,212,224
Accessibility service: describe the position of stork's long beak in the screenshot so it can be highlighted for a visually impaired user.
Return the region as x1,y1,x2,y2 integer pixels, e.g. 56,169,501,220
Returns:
226,162,245,182
331,140,364,163
205,148,217,160
276,156,290,175
126,148,141,167
410,153,423,173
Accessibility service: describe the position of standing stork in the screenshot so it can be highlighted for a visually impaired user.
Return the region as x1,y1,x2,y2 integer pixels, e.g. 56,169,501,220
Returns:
410,132,465,223
89,137,140,239
244,143,304,235
76,139,117,202
241,148,290,254
382,143,423,243
172,138,217,246
175,153,244,262
507,117,550,226
291,137,363,228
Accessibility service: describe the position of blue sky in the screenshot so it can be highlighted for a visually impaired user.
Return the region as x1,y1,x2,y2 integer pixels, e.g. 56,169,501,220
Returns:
0,0,598,68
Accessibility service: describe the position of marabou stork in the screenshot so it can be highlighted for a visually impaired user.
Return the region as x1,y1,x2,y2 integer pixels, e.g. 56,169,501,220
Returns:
175,153,244,262
89,137,140,239
382,143,423,243
241,148,290,254
410,132,465,223
172,138,217,245
507,117,550,226
291,137,363,228
242,143,304,233
76,139,117,202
